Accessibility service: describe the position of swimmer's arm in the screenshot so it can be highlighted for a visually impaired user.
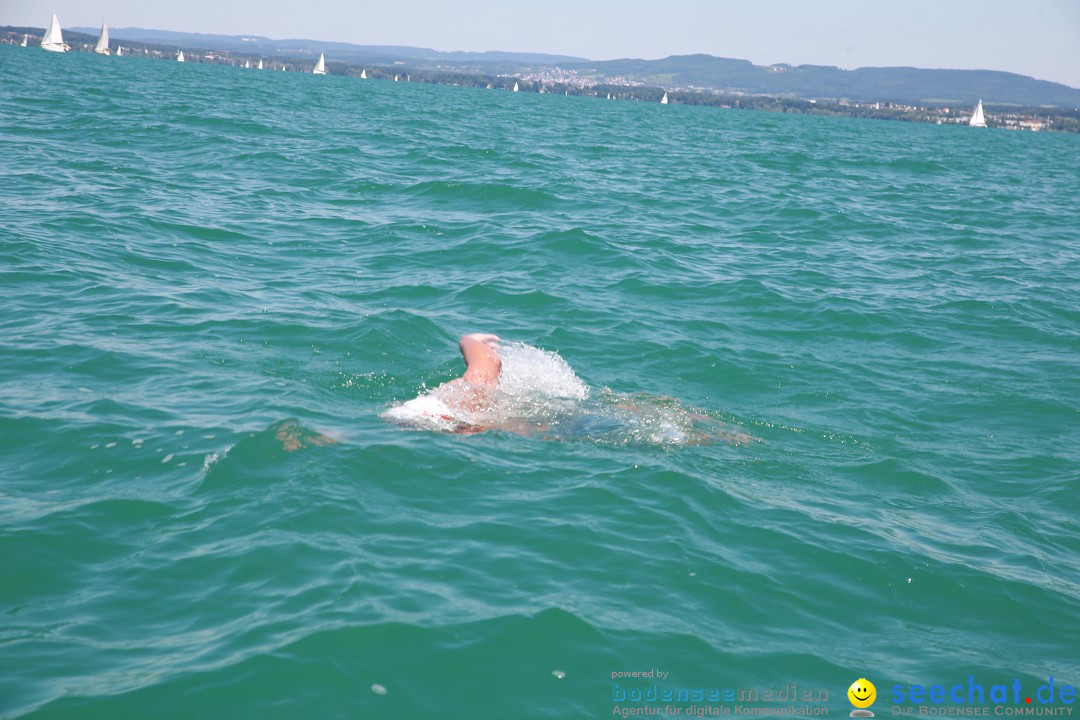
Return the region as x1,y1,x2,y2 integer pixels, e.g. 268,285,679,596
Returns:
459,333,501,387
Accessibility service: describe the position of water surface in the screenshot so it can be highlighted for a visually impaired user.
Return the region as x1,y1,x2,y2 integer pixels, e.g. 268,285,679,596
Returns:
1,45,1078,719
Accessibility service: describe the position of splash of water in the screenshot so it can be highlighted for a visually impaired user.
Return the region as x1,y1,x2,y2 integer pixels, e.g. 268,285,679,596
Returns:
494,341,590,401
380,341,587,433
383,342,747,446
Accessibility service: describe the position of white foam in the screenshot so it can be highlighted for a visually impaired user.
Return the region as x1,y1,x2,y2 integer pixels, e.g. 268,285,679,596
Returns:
202,453,220,472
382,393,470,431
495,342,588,401
383,342,587,431
383,342,728,445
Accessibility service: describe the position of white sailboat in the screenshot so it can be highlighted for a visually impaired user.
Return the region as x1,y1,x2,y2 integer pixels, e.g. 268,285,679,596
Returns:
395,75,400,82
513,81,519,92
21,34,28,47
257,59,264,70
660,92,669,105
968,99,986,127
244,60,250,69
116,46,124,56
94,21,110,55
360,69,368,79
40,13,70,53
313,52,327,75
176,50,185,62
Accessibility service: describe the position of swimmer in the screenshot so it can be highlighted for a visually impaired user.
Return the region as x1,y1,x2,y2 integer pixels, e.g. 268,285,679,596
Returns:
383,333,506,434
385,335,754,444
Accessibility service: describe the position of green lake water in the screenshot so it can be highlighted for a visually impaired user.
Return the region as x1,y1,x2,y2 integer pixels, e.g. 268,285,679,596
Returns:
1,45,1078,719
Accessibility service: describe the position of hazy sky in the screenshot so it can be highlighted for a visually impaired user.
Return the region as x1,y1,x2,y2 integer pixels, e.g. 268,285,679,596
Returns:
6,0,1080,87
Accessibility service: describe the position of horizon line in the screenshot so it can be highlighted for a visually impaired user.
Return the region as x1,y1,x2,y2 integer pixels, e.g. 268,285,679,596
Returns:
10,20,1078,90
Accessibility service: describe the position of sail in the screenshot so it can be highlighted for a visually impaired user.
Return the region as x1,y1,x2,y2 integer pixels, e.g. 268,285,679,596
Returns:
969,100,986,128
360,69,368,79
116,46,124,56
661,92,669,105
176,50,185,62
21,34,28,47
513,81,519,92
313,53,327,75
94,21,110,55
257,59,263,70
41,13,69,52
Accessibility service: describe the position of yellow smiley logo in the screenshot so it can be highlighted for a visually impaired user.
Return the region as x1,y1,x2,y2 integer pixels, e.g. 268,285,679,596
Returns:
848,678,876,714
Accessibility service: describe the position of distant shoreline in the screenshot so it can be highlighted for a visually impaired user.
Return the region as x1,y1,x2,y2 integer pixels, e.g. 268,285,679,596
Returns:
4,25,1077,133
